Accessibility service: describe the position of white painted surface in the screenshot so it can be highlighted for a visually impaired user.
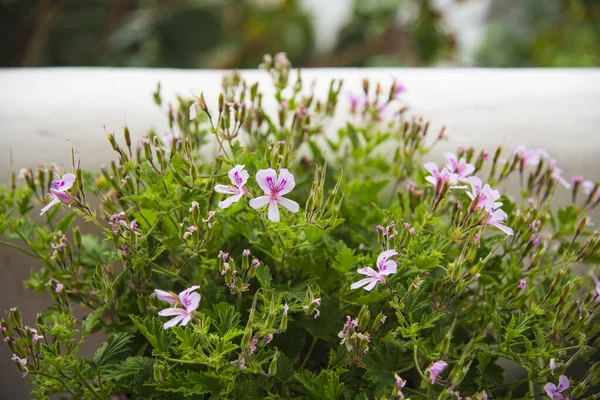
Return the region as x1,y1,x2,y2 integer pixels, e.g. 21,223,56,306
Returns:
1,68,599,184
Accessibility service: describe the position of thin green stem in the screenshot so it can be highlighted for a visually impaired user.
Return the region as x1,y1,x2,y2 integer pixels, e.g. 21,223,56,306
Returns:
32,372,78,398
300,337,317,369
0,239,38,257
412,342,429,383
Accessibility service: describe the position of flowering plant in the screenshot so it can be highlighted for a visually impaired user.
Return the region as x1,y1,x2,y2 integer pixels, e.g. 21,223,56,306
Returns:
1,54,599,399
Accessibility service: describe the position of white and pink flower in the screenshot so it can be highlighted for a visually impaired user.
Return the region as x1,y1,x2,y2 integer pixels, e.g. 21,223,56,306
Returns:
249,168,299,223
445,152,475,181
544,375,569,399
428,360,448,383
351,250,398,291
155,285,200,329
40,173,76,215
214,165,249,209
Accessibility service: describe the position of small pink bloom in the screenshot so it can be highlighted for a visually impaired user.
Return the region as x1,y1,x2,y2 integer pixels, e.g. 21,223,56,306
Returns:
219,250,229,260
428,360,448,383
214,165,249,209
346,92,365,113
394,373,407,397
4,337,10,343
392,79,406,99
380,315,387,324
264,334,273,344
487,209,514,235
183,226,197,240
424,162,458,191
162,134,179,149
550,358,556,375
445,152,475,180
466,177,502,212
518,279,527,290
155,285,200,329
544,375,569,399
243,249,250,257
11,354,27,368
252,259,260,268
249,168,299,223
513,145,542,167
582,180,599,199
351,250,398,291
40,173,76,215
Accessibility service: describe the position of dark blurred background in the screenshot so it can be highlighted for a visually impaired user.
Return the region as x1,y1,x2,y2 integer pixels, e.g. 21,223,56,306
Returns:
1,0,598,69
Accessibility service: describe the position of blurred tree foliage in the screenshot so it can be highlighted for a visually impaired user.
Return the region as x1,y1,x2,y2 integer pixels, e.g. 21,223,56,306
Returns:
0,0,597,68
475,0,600,67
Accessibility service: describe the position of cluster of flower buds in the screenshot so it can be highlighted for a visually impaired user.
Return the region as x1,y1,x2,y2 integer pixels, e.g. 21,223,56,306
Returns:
217,249,261,294
181,202,216,252
302,284,321,319
347,77,406,123
393,116,439,159
305,161,344,229
375,220,415,250
265,140,294,170
1,308,47,376
399,180,425,212
337,305,385,365
260,52,292,92
571,174,600,210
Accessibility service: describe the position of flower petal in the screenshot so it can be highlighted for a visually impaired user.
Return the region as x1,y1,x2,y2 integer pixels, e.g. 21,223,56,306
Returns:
189,103,198,120
268,201,280,222
558,375,569,392
544,383,557,398
178,286,200,311
218,194,242,209
278,197,299,213
180,313,193,326
256,169,278,194
381,260,397,275
163,314,186,329
249,195,270,209
357,267,379,277
214,184,238,195
424,162,438,175
40,197,60,215
276,169,296,195
351,277,374,290
364,279,379,291
59,173,76,191
228,165,249,189
491,222,514,235
377,250,398,269
154,289,178,305
158,308,186,317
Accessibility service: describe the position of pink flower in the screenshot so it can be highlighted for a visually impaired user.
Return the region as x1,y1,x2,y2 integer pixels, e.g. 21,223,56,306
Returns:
466,177,502,212
11,354,27,368
155,285,200,329
394,373,407,397
550,359,556,375
445,152,475,180
162,134,179,149
243,249,250,257
214,165,249,209
518,279,527,290
231,356,246,369
40,173,76,215
351,250,398,291
391,79,406,99
582,180,599,199
424,162,458,192
544,375,569,399
346,92,365,113
513,145,542,167
428,360,448,383
249,168,299,223
487,209,514,235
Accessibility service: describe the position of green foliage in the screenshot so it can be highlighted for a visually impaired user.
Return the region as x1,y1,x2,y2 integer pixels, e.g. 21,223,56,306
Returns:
1,57,599,400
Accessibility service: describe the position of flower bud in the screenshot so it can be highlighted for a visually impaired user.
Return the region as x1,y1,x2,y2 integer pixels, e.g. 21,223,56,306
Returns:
357,305,370,332
268,350,279,376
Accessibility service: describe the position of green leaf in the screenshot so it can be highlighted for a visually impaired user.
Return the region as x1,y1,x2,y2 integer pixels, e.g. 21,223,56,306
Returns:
101,356,154,382
256,264,272,289
157,371,231,396
94,332,133,367
331,243,356,273
130,315,171,353
56,211,77,233
82,306,106,335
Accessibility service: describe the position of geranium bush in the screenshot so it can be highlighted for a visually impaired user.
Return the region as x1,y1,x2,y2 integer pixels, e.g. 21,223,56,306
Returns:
1,54,599,399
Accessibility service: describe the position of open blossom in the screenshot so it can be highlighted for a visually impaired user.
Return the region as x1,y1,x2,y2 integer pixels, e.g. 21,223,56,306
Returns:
11,354,27,368
582,180,599,200
249,168,299,223
487,208,514,235
445,152,475,180
513,145,542,167
351,250,398,291
466,177,502,212
518,279,527,290
155,285,200,329
214,165,249,209
394,373,407,398
428,360,448,383
544,375,569,399
40,173,76,215
424,162,458,191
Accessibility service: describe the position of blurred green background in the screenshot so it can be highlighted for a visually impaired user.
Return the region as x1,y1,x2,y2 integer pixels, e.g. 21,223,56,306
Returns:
1,0,598,68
